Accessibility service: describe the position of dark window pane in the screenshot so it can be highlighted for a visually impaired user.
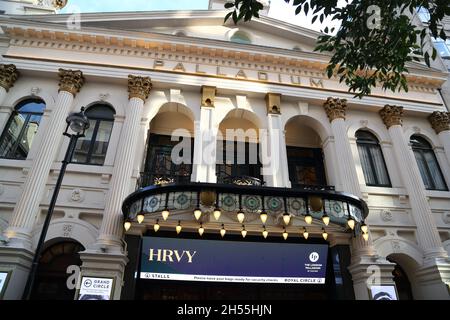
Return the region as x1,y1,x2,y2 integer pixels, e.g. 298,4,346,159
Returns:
0,99,45,159
286,146,326,187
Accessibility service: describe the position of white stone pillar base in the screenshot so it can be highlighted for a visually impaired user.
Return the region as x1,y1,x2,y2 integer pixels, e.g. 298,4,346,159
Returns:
79,250,129,300
0,246,34,300
414,258,450,300
348,257,396,300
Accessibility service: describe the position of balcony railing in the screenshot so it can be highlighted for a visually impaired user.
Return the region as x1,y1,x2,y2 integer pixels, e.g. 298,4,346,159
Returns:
138,172,191,189
217,175,264,186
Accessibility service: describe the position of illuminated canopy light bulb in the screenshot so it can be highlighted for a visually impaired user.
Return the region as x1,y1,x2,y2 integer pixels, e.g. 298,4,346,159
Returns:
194,208,202,221
137,213,145,224
237,210,245,224
302,228,309,240
124,220,131,231
283,213,291,225
154,220,160,232
322,213,330,226
282,229,288,240
176,221,182,234
322,228,328,241
260,211,268,224
198,223,205,236
241,226,247,238
262,228,268,239
347,217,355,230
363,232,369,241
213,207,221,220
162,209,169,221
220,224,226,238
361,222,368,234
305,213,313,225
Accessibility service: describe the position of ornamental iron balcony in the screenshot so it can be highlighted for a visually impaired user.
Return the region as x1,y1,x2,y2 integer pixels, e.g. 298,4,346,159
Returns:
123,181,368,233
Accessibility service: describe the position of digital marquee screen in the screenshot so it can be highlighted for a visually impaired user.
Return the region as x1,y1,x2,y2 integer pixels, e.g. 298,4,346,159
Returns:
140,237,328,284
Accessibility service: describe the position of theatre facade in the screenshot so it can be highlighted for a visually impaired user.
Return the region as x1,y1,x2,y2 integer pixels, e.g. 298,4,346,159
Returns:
0,0,449,300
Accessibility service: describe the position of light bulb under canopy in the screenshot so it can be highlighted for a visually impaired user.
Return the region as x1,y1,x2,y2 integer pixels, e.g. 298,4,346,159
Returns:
361,222,368,234
137,213,145,224
176,221,182,234
194,208,202,220
363,232,369,241
347,218,355,230
322,228,328,241
220,224,226,237
305,213,313,225
237,210,245,223
154,220,160,232
262,228,268,239
161,209,169,221
213,207,221,220
198,223,204,236
260,211,268,224
124,220,131,231
282,229,288,240
241,226,247,238
283,213,291,225
302,228,309,240
322,214,330,226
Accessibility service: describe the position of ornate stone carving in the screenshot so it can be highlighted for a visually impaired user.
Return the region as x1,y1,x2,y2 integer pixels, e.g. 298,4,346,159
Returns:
99,93,110,101
380,209,393,221
58,68,85,96
30,87,41,96
428,111,450,134
265,92,281,114
62,224,73,237
201,86,216,107
323,97,347,122
360,120,368,128
379,105,403,128
128,75,152,101
70,188,84,202
0,64,19,92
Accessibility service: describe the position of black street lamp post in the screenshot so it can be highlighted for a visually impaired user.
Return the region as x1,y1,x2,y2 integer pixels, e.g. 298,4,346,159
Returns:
22,107,90,300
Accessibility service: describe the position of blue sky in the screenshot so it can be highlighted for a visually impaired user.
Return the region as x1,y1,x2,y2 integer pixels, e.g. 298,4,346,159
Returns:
60,0,210,13
60,0,343,32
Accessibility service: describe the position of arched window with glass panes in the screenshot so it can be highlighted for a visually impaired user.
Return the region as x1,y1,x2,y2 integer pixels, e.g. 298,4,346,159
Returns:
355,130,391,187
72,104,115,165
410,135,447,191
0,98,46,160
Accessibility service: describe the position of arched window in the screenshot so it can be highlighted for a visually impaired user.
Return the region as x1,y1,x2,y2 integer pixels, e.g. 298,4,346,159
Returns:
410,135,447,191
230,31,251,44
72,104,115,165
0,99,46,160
356,130,391,187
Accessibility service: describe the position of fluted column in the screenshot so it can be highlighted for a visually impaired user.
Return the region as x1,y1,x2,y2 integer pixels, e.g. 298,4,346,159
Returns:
4,69,84,249
96,75,152,249
429,111,450,166
0,64,20,131
323,97,376,258
380,105,447,260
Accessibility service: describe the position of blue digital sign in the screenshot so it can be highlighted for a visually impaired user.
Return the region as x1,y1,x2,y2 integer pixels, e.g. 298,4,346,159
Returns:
140,237,328,284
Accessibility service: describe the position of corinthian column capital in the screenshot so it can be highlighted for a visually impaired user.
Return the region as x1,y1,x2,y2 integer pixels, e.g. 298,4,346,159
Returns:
0,64,20,92
128,75,152,101
428,111,450,134
379,105,404,129
58,68,85,96
323,97,347,122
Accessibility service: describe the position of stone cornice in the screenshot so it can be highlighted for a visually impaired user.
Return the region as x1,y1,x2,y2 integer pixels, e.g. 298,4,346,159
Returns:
428,111,450,134
380,105,404,129
0,17,447,88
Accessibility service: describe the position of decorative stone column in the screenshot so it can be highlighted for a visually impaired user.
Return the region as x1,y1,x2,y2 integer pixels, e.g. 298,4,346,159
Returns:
380,105,447,259
4,69,84,249
192,86,217,183
429,111,450,166
0,64,20,131
264,93,289,187
380,105,450,299
324,97,394,300
96,75,152,249
0,69,83,299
